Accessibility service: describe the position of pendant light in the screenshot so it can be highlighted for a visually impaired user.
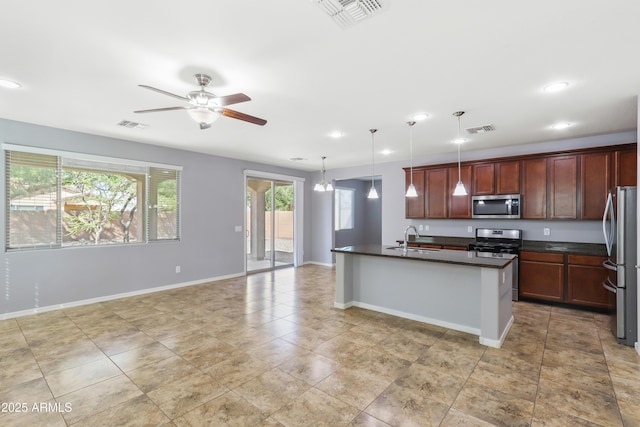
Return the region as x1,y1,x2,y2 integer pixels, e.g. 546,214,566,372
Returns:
452,111,468,196
405,121,418,198
367,129,379,199
314,156,333,192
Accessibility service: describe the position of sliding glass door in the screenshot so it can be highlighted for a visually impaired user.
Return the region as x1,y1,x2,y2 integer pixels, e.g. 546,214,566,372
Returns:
246,178,295,272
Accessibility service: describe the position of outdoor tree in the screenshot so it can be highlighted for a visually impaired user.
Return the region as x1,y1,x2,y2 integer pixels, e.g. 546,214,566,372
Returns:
63,171,138,244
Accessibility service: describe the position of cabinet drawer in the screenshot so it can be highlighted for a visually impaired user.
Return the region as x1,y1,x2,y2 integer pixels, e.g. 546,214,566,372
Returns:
567,255,607,266
520,251,564,263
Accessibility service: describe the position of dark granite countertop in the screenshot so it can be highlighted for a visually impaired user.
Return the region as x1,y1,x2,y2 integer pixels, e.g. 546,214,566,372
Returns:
332,244,516,269
397,236,607,257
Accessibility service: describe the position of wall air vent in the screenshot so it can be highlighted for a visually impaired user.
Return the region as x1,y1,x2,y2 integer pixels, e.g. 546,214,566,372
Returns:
314,0,388,28
465,124,495,134
117,120,148,129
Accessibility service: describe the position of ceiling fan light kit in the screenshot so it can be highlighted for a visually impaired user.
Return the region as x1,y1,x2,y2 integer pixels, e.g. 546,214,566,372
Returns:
135,74,266,129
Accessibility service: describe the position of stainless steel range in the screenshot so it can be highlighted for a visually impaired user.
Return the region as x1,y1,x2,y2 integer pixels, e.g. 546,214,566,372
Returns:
468,228,522,301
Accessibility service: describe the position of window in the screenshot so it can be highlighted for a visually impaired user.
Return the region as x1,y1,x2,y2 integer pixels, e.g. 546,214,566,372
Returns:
5,145,181,250
334,187,354,231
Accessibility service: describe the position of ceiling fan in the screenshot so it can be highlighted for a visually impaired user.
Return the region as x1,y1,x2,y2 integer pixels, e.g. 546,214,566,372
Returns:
134,73,267,129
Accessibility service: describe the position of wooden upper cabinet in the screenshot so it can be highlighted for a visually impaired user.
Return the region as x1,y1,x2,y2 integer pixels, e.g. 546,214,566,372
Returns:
405,169,425,218
495,160,520,194
580,151,611,219
548,155,577,219
425,168,448,218
521,158,547,219
472,163,495,195
448,165,472,218
614,147,637,187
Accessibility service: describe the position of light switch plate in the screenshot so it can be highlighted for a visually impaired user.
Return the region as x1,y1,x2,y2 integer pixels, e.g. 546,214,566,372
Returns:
467,226,473,233
424,225,429,232
418,225,423,231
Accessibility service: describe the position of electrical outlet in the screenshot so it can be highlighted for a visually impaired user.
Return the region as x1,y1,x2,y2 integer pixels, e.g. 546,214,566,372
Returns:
175,266,181,273
424,225,429,232
467,226,473,233
543,228,551,236
418,224,423,231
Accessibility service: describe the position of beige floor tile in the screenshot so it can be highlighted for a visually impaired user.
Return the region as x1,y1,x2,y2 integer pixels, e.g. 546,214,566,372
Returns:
234,368,310,414
394,362,467,406
249,338,305,367
535,378,622,427
34,341,108,375
467,359,539,402
440,408,498,427
0,377,53,404
415,346,481,380
279,325,334,350
276,351,338,385
375,331,432,362
58,374,143,425
91,327,158,356
0,318,19,332
71,394,169,427
126,355,200,393
205,352,272,389
109,341,175,372
532,401,614,426
345,348,412,382
0,327,28,354
0,347,44,390
365,382,449,427
45,357,121,397
272,387,360,427
453,382,534,427
315,367,392,410
147,371,228,419
314,335,370,364
174,391,265,427
179,338,239,371
349,412,392,427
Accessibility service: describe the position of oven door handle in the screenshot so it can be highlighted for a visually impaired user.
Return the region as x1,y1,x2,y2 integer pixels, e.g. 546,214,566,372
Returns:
602,278,617,294
602,259,617,271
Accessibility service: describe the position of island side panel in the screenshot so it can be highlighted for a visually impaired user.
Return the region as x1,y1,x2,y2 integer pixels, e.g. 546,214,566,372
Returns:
334,252,353,309
479,264,514,348
345,254,482,335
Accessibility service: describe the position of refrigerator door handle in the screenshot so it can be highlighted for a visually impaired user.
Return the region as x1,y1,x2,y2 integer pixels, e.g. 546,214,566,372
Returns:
602,259,618,271
602,192,614,257
602,279,617,294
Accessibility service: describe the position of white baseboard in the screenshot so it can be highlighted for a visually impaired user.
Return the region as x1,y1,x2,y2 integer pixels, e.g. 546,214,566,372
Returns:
333,302,354,309
349,301,482,337
635,341,640,356
303,261,335,268
1,272,245,320
479,315,514,349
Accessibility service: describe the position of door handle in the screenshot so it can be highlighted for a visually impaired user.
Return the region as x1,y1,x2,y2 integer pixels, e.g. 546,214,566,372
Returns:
602,279,617,293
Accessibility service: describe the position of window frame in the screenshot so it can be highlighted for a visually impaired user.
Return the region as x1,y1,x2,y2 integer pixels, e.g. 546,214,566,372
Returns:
4,143,182,251
334,187,355,231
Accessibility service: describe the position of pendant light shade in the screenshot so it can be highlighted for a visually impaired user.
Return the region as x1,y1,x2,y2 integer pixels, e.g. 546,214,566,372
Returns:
405,121,418,198
367,129,379,199
314,156,333,192
452,111,468,197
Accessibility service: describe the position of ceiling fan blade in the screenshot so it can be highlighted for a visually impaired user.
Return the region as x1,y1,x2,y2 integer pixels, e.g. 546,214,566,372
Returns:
139,85,190,102
213,93,251,107
222,108,267,126
134,106,187,113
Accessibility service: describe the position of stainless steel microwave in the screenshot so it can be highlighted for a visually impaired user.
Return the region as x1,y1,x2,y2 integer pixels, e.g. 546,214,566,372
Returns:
472,194,521,219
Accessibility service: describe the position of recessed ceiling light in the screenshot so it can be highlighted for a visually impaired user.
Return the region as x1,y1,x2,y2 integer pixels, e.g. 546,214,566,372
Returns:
543,81,570,93
453,138,467,145
0,79,22,89
328,131,344,138
380,149,393,155
551,122,572,130
411,113,429,121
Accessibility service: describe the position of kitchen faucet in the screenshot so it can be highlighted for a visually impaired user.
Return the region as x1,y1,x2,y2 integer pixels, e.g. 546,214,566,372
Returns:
403,225,420,252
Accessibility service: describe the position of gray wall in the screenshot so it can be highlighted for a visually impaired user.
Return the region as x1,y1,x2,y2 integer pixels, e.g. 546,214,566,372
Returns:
334,178,382,248
310,131,637,265
0,118,313,316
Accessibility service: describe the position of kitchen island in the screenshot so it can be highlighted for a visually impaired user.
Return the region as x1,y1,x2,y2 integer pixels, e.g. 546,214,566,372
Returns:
331,245,516,348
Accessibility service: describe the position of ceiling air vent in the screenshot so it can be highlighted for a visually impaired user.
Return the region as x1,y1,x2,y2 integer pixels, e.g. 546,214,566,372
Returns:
314,0,387,28
117,120,148,130
465,124,495,134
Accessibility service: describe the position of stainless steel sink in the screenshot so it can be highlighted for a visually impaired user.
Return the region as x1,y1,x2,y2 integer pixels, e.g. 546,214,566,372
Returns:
386,246,439,253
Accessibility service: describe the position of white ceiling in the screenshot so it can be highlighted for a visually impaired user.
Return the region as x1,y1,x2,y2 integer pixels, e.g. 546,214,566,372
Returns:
0,0,638,171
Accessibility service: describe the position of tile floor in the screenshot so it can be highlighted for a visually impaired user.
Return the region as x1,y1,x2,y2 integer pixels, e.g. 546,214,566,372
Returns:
0,264,639,426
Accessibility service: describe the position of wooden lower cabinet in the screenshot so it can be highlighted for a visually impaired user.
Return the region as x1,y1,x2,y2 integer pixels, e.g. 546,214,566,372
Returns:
519,251,564,302
519,251,613,309
567,255,612,309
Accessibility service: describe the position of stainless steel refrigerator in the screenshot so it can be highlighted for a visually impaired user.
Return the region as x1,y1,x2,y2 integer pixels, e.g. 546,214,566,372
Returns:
602,186,637,346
